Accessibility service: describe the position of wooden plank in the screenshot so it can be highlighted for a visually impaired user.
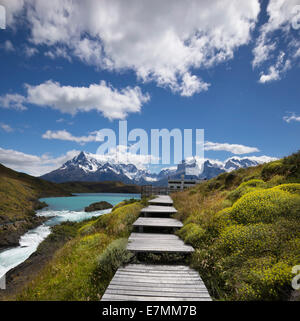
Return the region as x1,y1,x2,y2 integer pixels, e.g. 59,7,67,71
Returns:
129,233,179,240
107,284,207,292
127,234,194,253
105,289,211,298
141,205,177,214
117,268,199,275
101,294,211,301
148,195,173,205
115,271,199,278
111,276,201,284
133,217,183,228
109,281,207,289
123,264,193,270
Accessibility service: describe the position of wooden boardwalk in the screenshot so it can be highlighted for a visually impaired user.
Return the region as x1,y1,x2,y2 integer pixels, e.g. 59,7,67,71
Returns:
101,195,211,301
101,264,211,301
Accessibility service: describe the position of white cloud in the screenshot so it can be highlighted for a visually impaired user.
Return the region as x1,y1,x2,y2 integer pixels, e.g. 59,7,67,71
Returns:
0,80,150,120
258,51,290,83
179,72,210,97
283,113,300,123
0,123,13,132
2,0,260,96
253,0,300,82
0,147,80,176
42,129,101,145
204,141,259,154
0,93,27,110
44,47,71,62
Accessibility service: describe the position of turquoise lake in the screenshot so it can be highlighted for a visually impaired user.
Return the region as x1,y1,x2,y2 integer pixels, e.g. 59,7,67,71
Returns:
40,193,140,211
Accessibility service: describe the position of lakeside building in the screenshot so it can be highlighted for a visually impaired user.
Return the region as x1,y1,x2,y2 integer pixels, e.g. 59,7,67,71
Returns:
141,175,202,197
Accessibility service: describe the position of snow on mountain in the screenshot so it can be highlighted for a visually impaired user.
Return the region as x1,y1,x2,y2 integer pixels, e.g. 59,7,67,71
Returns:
40,151,277,185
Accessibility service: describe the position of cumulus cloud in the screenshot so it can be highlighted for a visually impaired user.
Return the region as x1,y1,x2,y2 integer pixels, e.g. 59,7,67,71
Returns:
42,129,101,145
0,147,80,176
204,141,259,154
283,112,300,123
253,0,300,82
1,0,260,96
0,80,150,120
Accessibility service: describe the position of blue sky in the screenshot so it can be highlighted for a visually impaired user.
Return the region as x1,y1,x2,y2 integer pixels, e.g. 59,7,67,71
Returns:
0,0,299,176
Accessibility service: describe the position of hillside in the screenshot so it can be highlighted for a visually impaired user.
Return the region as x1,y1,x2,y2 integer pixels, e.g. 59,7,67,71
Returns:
172,151,300,300
0,163,71,249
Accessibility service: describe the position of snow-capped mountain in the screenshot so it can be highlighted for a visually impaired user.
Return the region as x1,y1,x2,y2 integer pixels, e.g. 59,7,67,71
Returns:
41,151,158,184
40,151,276,185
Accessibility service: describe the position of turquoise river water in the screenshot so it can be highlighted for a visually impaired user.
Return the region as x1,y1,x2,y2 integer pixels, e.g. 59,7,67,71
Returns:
0,193,140,279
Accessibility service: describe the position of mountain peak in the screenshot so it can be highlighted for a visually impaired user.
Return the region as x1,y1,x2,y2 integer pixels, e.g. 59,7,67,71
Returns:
40,152,276,185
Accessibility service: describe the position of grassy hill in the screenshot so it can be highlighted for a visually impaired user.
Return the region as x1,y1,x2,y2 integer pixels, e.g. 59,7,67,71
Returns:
172,151,300,300
0,164,71,248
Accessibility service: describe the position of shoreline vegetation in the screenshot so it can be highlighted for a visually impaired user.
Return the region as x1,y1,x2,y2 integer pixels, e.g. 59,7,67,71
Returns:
0,151,299,301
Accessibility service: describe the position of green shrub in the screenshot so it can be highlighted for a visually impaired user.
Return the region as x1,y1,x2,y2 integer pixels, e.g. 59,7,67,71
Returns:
230,188,300,224
217,223,279,256
93,238,133,283
94,202,142,237
261,160,285,180
272,183,300,195
213,207,233,233
227,179,266,203
237,261,293,300
178,223,206,247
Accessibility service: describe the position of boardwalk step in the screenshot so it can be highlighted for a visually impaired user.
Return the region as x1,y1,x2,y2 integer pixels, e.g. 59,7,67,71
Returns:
127,232,193,253
101,264,211,301
148,195,173,206
141,205,177,214
133,217,183,228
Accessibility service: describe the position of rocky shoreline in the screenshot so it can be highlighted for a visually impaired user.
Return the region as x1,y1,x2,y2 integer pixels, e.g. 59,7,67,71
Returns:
0,200,49,252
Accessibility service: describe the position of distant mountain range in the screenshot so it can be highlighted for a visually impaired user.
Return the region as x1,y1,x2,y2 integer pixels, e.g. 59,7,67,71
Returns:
40,151,277,185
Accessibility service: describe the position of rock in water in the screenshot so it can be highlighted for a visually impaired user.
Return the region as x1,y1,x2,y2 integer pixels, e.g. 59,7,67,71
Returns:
84,201,113,212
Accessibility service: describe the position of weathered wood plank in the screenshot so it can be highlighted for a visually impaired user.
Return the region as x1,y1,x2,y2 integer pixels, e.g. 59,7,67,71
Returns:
105,289,211,298
102,294,212,301
123,264,192,270
129,233,179,240
107,284,207,292
148,195,173,205
133,217,183,228
141,205,177,214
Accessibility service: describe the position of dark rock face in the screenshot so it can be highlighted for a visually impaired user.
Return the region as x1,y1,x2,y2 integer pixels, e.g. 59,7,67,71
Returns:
84,201,113,212
0,216,48,250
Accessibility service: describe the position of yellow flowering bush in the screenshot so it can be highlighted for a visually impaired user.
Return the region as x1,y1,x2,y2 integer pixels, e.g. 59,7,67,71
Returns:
218,223,278,256
227,179,266,203
230,187,300,224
